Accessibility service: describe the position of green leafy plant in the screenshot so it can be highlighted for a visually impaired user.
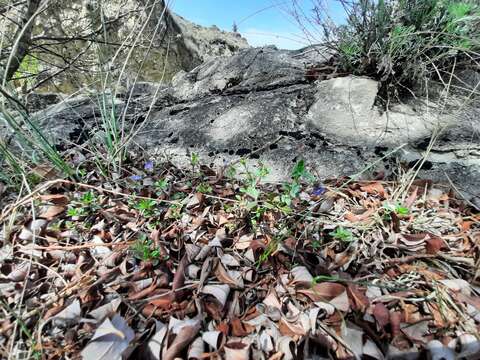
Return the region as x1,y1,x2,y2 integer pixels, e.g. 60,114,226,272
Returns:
67,191,100,217
240,185,261,201
311,239,322,250
249,205,267,229
65,221,76,229
13,54,39,89
155,178,169,192
134,198,157,216
67,207,84,217
132,234,160,263
383,202,410,216
312,274,343,285
274,160,314,213
97,92,122,168
0,299,42,360
330,227,355,242
166,203,183,219
0,98,75,182
77,168,87,179
190,152,199,171
232,161,272,229
0,140,26,188
291,159,314,183
196,182,213,194
256,238,279,267
239,160,269,201
172,192,186,201
278,181,301,209
256,228,290,267
395,205,410,216
80,191,96,206
225,165,237,178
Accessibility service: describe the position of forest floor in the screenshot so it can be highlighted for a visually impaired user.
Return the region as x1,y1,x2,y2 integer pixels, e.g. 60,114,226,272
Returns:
0,159,479,359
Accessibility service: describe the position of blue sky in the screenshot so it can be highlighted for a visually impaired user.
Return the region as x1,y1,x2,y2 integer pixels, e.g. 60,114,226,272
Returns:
170,0,345,50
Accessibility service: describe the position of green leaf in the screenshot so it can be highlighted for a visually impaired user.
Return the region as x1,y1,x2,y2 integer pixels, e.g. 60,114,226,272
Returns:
291,160,305,180
190,152,199,166
155,178,169,192
448,2,473,19
331,227,354,242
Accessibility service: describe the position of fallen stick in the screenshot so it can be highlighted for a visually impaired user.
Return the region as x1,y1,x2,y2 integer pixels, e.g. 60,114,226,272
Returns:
383,254,437,265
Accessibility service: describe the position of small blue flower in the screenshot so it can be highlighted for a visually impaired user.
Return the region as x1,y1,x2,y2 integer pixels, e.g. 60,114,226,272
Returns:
144,161,154,171
312,186,326,196
130,175,142,181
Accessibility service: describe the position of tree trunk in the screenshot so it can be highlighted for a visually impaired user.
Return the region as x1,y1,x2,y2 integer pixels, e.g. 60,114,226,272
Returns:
5,0,42,81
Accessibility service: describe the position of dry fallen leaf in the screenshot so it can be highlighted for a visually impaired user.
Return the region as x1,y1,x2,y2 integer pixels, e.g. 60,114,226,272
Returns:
201,284,230,308
7,262,30,282
2,158,478,359
439,279,471,295
18,219,48,241
425,236,448,254
146,321,168,360
290,266,314,287
224,340,250,360
163,317,201,360
39,194,69,205
187,336,204,360
298,282,346,302
360,182,386,197
52,299,81,327
39,205,66,220
81,314,135,360
278,317,306,336
202,330,224,350
373,302,390,328
88,298,122,322
215,263,244,289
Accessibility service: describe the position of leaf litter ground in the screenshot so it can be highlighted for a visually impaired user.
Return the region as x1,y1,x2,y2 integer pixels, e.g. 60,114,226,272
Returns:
0,160,479,359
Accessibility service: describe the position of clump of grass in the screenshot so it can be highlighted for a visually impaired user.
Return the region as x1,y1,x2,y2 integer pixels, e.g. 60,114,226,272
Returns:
0,95,75,181
306,0,480,98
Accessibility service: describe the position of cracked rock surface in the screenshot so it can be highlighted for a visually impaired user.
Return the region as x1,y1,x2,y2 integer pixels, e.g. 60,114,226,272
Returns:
32,46,480,204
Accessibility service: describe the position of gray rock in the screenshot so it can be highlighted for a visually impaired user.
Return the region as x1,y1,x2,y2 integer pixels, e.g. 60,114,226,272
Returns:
455,69,480,92
25,46,480,204
171,45,333,100
33,94,125,147
170,12,249,65
25,92,65,111
306,76,458,147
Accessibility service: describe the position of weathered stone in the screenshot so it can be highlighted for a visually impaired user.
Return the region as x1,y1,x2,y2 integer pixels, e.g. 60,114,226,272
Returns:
455,69,480,92
27,46,480,204
306,76,445,147
25,92,65,111
34,95,125,147
171,45,332,100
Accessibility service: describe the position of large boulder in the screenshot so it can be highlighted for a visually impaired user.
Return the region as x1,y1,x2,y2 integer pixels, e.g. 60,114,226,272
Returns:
31,46,480,205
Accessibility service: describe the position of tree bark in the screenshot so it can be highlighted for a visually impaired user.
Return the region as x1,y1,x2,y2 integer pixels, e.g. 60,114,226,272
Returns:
5,0,42,81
